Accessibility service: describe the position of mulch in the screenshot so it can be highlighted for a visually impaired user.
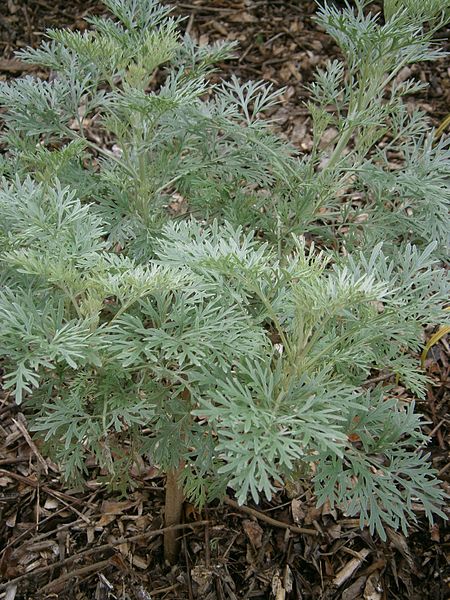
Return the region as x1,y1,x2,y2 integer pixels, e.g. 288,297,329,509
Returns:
0,1,449,598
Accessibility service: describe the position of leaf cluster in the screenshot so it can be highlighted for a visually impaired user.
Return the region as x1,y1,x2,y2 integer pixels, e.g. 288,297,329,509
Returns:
0,0,448,540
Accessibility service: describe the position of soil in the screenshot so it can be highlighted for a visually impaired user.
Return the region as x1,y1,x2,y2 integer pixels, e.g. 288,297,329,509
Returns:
0,1,449,599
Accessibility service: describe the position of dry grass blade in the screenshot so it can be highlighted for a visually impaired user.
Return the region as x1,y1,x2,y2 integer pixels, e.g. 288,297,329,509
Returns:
421,307,450,367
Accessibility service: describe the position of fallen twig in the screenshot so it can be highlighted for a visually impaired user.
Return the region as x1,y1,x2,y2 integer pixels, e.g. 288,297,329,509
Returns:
11,417,48,474
149,583,180,596
0,517,84,559
224,497,318,536
0,469,84,506
38,559,112,593
0,521,209,592
0,59,37,74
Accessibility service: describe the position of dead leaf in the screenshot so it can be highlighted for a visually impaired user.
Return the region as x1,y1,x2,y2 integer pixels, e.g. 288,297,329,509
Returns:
7,0,19,13
97,513,117,527
386,528,414,569
272,107,291,126
291,122,309,147
326,522,341,540
291,498,305,524
395,66,413,84
168,192,188,216
304,504,322,525
271,571,286,600
117,542,129,556
283,565,293,593
364,572,383,600
342,576,366,600
319,127,339,149
101,500,134,515
242,519,263,549
321,499,337,518
132,554,149,570
6,513,17,528
286,62,302,82
211,21,228,36
0,477,14,486
43,497,60,510
279,64,293,82
191,564,213,595
229,11,258,23
271,578,284,600
430,523,440,542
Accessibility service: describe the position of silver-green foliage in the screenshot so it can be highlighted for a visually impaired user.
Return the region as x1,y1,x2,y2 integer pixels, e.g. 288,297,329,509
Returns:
0,0,448,540
0,176,448,538
1,0,448,254
300,0,450,255
0,0,292,253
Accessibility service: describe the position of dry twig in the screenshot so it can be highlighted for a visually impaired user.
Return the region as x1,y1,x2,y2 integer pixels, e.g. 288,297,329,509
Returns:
0,521,209,592
224,497,318,536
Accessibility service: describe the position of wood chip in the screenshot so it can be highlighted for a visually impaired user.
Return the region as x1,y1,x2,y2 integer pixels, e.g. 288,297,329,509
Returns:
0,59,36,73
132,554,149,570
4,584,18,600
333,549,370,588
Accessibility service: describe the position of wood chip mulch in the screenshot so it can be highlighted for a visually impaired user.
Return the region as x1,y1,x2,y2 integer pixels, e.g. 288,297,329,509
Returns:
0,1,449,598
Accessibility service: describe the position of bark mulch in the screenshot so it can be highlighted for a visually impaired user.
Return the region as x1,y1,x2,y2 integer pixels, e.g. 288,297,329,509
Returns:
0,1,449,598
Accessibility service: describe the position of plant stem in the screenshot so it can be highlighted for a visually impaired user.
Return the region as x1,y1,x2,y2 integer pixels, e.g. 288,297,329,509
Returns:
164,464,185,564
65,127,138,178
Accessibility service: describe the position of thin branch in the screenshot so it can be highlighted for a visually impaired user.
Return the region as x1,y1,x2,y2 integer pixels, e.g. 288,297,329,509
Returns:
0,521,209,592
39,558,112,593
224,497,318,536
